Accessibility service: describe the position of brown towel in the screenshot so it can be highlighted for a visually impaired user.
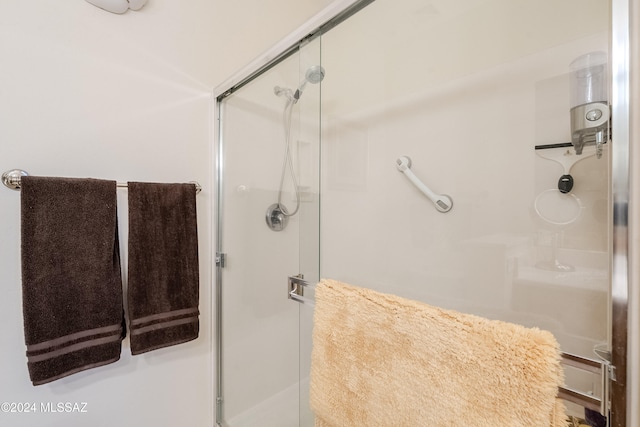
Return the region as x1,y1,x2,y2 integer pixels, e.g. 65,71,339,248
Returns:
21,176,124,386
311,279,568,427
127,182,199,355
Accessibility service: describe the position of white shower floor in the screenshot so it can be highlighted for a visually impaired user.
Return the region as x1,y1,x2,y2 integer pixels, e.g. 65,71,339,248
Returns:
224,379,313,427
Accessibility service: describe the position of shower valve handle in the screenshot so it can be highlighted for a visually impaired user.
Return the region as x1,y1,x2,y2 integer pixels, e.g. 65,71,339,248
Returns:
396,156,453,213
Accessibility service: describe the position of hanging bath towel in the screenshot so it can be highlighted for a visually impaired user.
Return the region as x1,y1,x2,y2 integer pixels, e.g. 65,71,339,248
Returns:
310,279,568,427
127,182,199,355
21,176,124,385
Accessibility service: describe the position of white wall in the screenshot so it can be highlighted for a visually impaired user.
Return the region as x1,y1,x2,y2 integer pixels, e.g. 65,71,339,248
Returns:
0,0,332,426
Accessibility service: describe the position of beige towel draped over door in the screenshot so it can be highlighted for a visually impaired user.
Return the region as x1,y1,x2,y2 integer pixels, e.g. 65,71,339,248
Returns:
310,279,567,427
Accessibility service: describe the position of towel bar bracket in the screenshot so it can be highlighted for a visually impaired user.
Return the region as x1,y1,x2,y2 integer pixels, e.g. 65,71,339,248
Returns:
2,169,28,191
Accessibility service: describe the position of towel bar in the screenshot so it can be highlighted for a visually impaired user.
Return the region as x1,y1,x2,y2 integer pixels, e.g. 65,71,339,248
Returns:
2,169,202,194
558,352,611,416
287,276,610,415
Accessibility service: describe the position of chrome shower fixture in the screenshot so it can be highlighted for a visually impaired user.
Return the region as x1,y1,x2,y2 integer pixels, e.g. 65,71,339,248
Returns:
265,203,289,232
266,65,325,232
294,65,325,102
273,86,294,99
273,65,325,103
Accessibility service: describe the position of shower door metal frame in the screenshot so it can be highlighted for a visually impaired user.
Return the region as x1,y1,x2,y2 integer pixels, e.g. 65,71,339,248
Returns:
212,0,638,425
611,0,639,426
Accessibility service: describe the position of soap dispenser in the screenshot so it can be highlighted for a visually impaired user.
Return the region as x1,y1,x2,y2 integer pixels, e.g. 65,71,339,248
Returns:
569,52,610,156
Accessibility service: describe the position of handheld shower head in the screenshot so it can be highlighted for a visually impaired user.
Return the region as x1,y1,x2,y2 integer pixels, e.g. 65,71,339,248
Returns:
294,65,325,101
305,65,325,85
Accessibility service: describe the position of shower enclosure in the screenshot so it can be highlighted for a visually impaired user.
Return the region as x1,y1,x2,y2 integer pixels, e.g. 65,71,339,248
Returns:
214,0,636,425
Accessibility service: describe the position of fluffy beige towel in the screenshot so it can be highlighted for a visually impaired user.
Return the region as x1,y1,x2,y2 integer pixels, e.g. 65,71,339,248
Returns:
310,279,567,427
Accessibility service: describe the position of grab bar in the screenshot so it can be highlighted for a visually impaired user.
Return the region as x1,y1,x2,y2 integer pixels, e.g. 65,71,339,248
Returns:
288,276,610,414
396,156,452,213
2,169,202,194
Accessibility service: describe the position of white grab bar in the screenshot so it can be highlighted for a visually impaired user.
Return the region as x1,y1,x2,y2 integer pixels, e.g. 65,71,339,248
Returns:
396,156,453,213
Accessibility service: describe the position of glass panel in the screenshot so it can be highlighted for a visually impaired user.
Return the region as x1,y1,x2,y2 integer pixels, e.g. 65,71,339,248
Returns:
218,37,322,426
319,0,611,420
219,54,300,427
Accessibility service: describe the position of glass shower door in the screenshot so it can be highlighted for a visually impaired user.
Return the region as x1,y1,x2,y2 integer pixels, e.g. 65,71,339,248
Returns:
318,0,612,422
216,39,321,427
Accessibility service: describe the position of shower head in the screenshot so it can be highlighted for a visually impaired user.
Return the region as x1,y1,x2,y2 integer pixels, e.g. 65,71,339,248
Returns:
294,65,326,101
305,65,325,85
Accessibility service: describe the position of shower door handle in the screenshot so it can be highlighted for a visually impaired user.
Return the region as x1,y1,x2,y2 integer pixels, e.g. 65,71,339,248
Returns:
396,156,453,213
288,275,315,305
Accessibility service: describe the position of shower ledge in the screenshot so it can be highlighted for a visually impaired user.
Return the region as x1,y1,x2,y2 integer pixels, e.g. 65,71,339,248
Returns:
515,265,608,292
